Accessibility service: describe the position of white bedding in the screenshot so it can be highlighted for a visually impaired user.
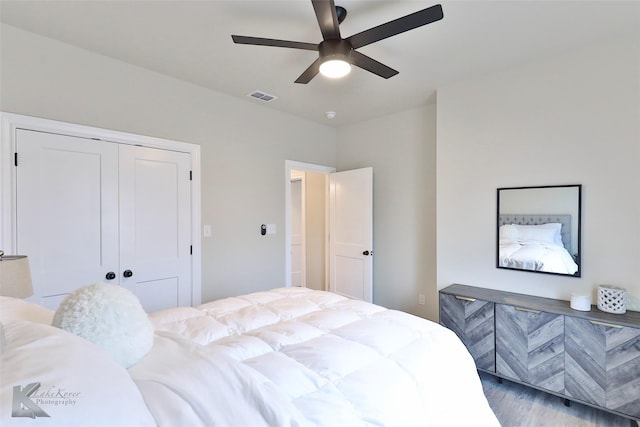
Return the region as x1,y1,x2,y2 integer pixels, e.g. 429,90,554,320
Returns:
499,239,578,274
142,287,499,426
0,298,156,427
1,289,500,426
498,222,578,275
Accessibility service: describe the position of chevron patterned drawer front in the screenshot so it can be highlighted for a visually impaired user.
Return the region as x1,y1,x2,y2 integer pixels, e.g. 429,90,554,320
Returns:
496,304,565,393
439,293,495,372
565,316,640,419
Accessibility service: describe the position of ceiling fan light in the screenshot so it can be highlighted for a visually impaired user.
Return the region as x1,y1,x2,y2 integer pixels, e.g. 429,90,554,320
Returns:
319,59,351,78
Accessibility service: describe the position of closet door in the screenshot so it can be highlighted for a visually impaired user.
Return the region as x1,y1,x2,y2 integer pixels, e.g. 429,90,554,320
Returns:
119,145,192,312
15,129,192,312
16,129,119,309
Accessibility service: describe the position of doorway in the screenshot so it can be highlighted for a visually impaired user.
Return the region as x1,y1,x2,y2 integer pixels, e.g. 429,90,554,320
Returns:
285,161,335,290
285,161,373,302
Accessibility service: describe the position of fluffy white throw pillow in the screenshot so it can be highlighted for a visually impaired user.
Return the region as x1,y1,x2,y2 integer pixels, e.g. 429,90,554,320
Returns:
52,283,154,368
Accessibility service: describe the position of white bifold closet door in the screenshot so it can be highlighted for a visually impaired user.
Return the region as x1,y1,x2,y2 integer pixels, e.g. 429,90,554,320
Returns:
16,129,192,312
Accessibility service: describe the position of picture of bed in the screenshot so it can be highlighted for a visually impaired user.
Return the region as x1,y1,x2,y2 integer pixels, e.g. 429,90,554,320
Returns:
498,215,578,275
496,185,582,277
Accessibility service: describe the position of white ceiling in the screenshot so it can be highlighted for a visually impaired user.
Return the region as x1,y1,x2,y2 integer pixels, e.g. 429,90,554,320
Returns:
1,1,639,127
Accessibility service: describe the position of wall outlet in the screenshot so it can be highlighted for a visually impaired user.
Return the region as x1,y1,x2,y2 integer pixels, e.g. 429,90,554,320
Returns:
419,294,425,305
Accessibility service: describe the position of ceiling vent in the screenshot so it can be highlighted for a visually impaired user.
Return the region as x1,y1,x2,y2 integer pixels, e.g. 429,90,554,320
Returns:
248,90,278,103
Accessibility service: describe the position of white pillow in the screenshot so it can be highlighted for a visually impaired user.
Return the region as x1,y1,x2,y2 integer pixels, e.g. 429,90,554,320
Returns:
0,320,155,426
514,223,563,246
499,224,520,241
543,222,565,247
52,283,154,368
0,296,54,324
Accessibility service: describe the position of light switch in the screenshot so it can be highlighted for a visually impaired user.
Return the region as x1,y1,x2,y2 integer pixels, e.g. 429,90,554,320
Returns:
203,224,212,237
266,224,276,234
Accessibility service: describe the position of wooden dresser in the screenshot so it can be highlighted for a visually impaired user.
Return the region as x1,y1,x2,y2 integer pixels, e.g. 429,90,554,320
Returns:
439,284,640,421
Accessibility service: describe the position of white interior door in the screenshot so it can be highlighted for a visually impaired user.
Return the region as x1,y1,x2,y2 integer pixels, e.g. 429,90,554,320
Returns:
329,167,373,302
15,129,119,309
119,145,192,312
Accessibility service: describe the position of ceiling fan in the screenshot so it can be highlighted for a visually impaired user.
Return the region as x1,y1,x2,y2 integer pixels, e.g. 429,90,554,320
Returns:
231,1,443,84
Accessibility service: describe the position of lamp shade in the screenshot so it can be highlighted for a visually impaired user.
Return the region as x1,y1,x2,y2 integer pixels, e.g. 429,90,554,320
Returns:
0,253,34,298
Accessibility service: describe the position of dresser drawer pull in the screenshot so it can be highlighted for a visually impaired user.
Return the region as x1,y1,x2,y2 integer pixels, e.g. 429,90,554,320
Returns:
515,307,541,314
455,295,476,302
589,320,623,329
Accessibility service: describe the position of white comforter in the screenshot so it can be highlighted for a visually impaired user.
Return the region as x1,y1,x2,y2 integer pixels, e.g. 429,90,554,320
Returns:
1,289,499,426
136,287,499,427
499,239,578,274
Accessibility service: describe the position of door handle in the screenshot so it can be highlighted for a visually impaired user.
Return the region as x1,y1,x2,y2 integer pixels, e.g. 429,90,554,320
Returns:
105,272,116,280
515,306,541,314
123,269,133,278
362,250,373,256
589,320,623,329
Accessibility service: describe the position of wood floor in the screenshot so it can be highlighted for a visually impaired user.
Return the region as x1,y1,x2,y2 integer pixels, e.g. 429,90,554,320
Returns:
479,372,638,427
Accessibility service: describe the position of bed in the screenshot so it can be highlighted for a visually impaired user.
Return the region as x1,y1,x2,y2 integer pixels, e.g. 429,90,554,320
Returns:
498,214,579,275
1,287,499,426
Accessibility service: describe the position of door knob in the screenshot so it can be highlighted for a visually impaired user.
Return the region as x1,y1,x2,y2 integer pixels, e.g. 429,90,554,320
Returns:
362,250,370,256
105,272,116,280
123,269,133,278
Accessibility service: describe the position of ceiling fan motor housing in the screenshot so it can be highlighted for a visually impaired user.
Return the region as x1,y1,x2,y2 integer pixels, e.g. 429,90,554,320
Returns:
319,39,353,62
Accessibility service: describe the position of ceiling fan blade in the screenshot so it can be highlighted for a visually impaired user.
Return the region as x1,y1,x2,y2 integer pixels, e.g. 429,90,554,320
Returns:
232,35,318,51
295,57,323,84
346,4,443,49
312,0,341,40
350,51,398,79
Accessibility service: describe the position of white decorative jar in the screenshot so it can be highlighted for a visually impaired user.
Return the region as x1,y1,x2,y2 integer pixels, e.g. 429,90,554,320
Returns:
597,285,627,314
570,294,591,311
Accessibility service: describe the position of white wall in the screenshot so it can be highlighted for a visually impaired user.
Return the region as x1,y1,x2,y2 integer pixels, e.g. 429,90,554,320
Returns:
337,106,437,320
437,36,640,312
0,24,337,303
